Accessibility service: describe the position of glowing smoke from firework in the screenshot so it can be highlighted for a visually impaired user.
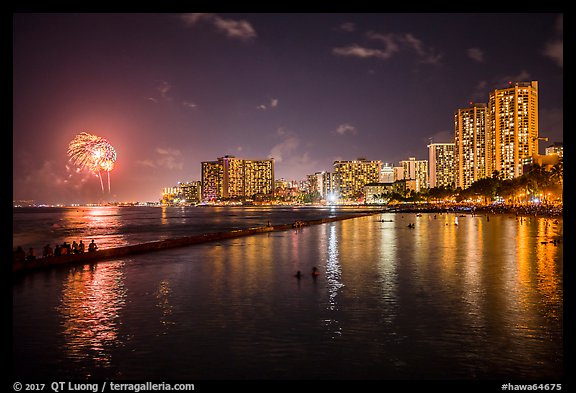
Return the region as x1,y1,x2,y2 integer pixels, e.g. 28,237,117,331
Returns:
68,132,116,193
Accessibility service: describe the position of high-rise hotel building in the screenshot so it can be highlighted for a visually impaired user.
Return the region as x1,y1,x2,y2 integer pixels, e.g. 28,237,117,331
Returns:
179,181,202,204
454,103,488,189
398,157,429,192
333,158,382,201
545,142,563,160
201,160,224,201
201,155,274,201
379,163,395,183
307,171,337,199
488,81,539,180
162,181,202,205
244,158,275,197
428,143,455,188
454,81,539,188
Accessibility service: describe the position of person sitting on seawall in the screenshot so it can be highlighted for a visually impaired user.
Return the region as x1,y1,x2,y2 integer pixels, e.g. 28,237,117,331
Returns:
26,247,36,261
71,241,78,254
60,242,69,255
43,244,54,258
88,240,98,252
13,246,26,262
54,244,61,256
78,240,85,253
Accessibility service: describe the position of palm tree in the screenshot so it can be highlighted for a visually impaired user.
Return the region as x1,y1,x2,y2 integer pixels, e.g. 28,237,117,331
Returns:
548,162,564,203
550,163,563,185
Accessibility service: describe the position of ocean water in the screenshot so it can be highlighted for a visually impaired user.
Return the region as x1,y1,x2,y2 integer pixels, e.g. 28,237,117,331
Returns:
12,205,379,252
12,207,563,380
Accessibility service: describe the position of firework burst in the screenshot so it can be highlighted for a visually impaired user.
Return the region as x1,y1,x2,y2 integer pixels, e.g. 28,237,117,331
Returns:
68,132,117,193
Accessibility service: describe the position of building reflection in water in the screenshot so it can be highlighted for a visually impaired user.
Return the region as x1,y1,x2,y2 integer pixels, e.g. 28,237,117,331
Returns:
535,218,563,320
452,216,484,332
156,279,175,331
47,212,562,379
326,224,344,310
376,215,398,327
57,261,127,377
323,223,344,338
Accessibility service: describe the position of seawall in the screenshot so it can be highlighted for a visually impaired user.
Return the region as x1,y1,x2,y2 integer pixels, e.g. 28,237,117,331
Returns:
13,211,382,274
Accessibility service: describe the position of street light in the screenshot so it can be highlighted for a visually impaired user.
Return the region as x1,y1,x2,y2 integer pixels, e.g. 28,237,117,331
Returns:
532,135,549,158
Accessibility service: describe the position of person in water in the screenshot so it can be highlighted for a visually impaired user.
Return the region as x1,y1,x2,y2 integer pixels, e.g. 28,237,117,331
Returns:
294,271,302,279
312,267,319,277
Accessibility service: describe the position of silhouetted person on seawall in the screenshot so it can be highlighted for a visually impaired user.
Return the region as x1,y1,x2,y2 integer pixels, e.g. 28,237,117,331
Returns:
26,247,36,261
14,246,25,262
88,240,98,252
43,244,53,257
78,240,85,253
60,242,69,255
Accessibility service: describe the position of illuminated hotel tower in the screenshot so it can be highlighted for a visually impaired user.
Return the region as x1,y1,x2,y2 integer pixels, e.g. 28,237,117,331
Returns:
488,81,539,180
243,158,275,197
333,158,382,201
379,163,395,183
454,103,488,189
306,171,337,199
201,155,274,201
201,160,224,201
398,157,429,191
428,143,455,188
545,142,563,160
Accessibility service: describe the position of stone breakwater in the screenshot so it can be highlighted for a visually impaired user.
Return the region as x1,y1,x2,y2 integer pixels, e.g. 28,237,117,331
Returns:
13,211,381,274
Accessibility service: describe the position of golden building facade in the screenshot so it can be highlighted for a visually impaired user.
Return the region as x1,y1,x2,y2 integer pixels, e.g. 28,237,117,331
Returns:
201,156,274,201
454,103,488,189
244,159,275,197
333,159,382,201
428,143,455,188
201,160,224,201
399,157,428,192
488,81,539,180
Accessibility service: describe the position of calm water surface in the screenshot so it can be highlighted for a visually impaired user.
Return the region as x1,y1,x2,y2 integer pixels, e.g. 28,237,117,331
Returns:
13,206,374,252
12,208,563,380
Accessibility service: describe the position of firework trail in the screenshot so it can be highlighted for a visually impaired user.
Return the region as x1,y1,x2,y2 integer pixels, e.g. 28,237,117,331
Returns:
68,132,117,193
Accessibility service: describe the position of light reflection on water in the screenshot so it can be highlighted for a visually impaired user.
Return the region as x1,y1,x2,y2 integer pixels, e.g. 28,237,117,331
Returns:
323,224,344,338
156,279,175,331
13,212,563,380
56,262,127,378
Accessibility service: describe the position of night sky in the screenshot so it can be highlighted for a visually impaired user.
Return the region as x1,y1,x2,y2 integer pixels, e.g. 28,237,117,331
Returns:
13,13,563,204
